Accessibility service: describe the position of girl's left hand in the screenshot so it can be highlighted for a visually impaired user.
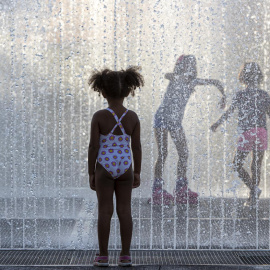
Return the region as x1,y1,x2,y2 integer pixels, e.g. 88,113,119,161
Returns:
89,174,96,190
133,173,141,189
210,123,219,132
219,96,226,109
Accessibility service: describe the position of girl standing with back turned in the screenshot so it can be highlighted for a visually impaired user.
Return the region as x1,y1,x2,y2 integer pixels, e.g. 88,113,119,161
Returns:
88,66,144,266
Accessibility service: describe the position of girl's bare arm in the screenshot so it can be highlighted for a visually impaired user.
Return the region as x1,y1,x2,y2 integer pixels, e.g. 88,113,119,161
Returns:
165,73,176,80
131,115,142,174
267,107,270,118
194,78,225,95
211,105,235,132
88,113,100,175
194,78,226,108
265,94,270,118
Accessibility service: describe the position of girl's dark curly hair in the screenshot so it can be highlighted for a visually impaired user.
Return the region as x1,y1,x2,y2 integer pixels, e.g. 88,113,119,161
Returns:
88,66,144,98
239,62,263,85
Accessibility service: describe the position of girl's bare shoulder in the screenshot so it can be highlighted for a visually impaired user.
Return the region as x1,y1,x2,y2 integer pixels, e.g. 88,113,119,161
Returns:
127,109,139,122
93,109,109,117
91,109,110,122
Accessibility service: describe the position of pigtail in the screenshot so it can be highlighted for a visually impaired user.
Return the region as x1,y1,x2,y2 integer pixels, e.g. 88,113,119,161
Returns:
88,70,103,94
123,66,144,96
88,69,111,95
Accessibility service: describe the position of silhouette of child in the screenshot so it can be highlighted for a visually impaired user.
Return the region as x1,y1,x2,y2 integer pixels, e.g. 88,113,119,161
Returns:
211,62,270,206
151,55,225,205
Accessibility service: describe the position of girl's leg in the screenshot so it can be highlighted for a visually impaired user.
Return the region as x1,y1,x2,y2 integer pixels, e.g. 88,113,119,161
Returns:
251,150,264,188
170,127,198,204
249,150,264,204
95,162,115,257
233,150,252,190
154,128,168,187
114,167,133,257
151,128,174,206
170,127,188,188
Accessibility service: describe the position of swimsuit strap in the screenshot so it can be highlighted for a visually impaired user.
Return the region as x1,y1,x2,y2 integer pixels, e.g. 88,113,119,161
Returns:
107,108,120,122
106,108,129,135
119,109,128,122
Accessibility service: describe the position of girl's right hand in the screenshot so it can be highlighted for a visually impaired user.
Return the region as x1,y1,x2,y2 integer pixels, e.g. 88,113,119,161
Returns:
89,174,96,191
210,123,219,132
133,173,141,188
219,96,226,109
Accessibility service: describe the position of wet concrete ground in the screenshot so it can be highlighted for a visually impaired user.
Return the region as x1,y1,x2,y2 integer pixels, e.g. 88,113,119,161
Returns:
1,197,270,249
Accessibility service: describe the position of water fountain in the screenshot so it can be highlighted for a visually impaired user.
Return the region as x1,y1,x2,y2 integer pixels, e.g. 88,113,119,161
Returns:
0,0,270,249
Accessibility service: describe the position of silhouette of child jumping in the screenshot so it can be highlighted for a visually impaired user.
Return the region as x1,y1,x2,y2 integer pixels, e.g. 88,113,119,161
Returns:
211,62,270,207
88,67,144,266
151,55,226,205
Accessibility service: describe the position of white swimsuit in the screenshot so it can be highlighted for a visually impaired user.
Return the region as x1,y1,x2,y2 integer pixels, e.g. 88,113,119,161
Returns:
97,108,132,179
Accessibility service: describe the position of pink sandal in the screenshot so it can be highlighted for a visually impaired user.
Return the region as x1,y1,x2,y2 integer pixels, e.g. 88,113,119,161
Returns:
174,185,198,205
118,255,132,267
148,187,174,206
93,254,109,267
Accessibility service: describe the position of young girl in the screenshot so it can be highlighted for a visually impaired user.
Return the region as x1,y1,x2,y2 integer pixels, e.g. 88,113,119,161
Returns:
88,67,143,266
151,55,226,205
211,62,270,207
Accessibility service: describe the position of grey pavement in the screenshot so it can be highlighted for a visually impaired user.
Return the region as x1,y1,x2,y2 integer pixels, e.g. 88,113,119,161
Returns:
0,266,269,269
0,250,270,269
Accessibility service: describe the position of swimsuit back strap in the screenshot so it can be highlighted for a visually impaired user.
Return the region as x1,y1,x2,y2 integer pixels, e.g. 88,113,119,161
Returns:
117,109,128,134
106,108,120,134
107,108,128,135
119,109,128,122
106,108,119,122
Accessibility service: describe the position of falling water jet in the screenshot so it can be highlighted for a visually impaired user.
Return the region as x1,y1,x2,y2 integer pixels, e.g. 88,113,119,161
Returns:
0,0,270,250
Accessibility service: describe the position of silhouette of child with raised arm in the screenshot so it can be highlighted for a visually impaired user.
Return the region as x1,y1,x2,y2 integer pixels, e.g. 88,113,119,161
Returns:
211,62,270,206
151,55,226,205
88,67,144,266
